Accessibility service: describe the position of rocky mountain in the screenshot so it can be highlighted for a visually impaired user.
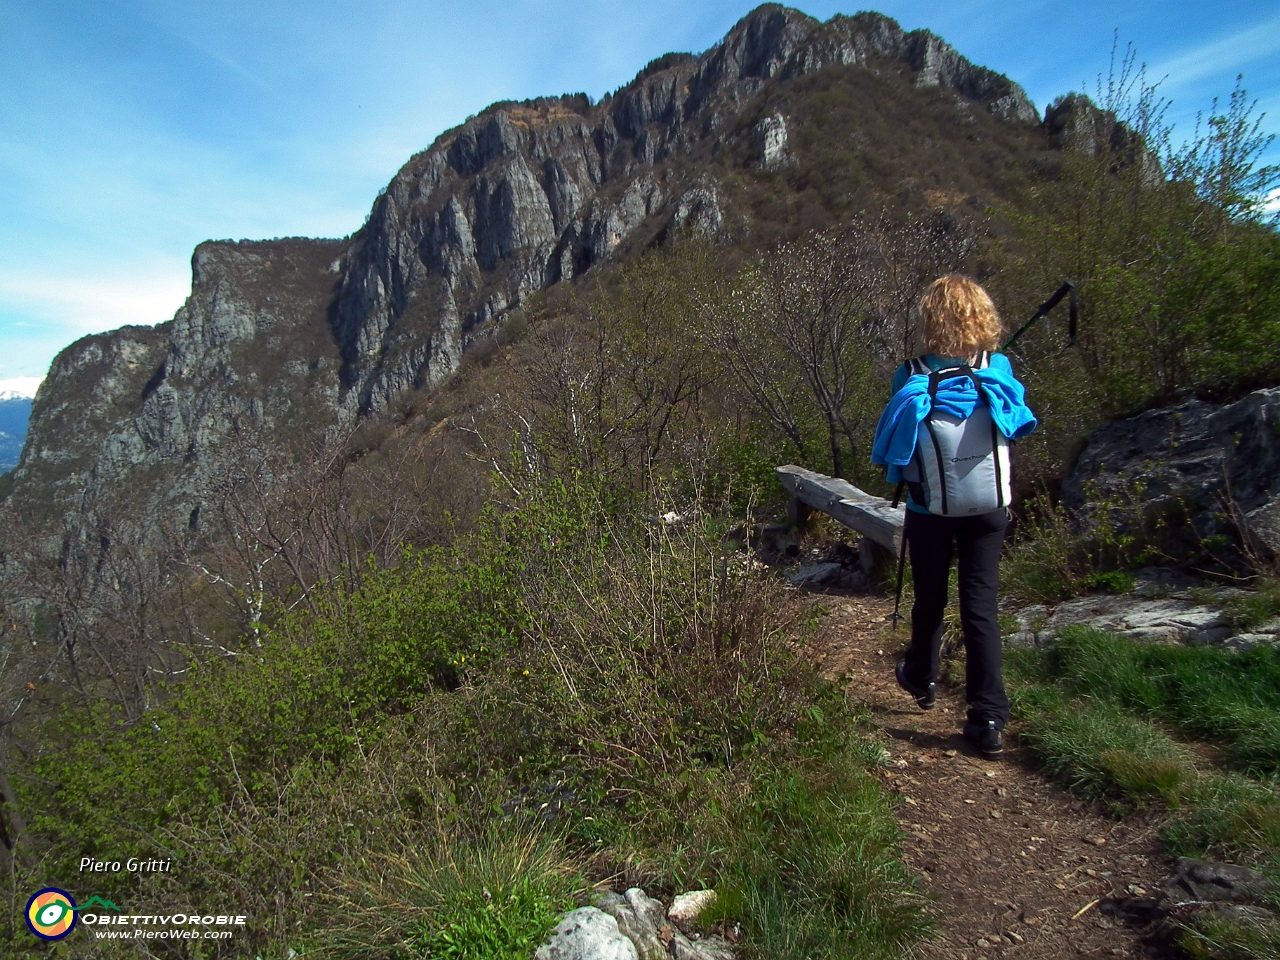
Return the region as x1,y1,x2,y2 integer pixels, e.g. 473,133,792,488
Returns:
6,3,1047,530
0,380,39,473
8,240,345,528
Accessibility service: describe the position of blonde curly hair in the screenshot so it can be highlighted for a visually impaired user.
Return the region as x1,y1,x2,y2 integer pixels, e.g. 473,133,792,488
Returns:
919,274,1003,357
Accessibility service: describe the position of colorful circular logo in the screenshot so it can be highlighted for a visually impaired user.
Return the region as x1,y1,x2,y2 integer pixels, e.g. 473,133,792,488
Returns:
26,888,77,940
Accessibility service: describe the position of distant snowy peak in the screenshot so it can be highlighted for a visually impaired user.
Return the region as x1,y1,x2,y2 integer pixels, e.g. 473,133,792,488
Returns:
0,377,43,401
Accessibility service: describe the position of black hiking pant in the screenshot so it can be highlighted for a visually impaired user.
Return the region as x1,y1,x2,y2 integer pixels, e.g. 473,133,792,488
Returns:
900,508,1010,728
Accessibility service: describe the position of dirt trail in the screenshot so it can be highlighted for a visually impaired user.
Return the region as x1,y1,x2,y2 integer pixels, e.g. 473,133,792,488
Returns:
810,592,1179,959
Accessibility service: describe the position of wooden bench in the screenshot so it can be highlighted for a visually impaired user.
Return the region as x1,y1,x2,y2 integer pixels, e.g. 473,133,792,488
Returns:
775,464,905,570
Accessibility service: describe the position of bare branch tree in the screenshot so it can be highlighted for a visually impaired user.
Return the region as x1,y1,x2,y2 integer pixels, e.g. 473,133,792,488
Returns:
703,215,971,480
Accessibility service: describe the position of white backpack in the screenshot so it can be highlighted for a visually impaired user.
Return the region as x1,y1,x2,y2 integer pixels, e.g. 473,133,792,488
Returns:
900,353,1011,516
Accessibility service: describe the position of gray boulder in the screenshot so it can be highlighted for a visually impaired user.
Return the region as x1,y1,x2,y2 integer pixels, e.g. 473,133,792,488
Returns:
669,931,736,960
595,889,668,960
1223,633,1276,651
546,888,737,960
1004,603,1049,648
1160,858,1274,906
785,562,865,590
1245,499,1280,556
1006,565,1280,649
1038,594,1232,646
1108,857,1278,933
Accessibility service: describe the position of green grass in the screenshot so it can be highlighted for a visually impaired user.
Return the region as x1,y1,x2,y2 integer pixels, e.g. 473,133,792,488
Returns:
1008,626,1280,958
1009,684,1198,803
714,747,925,960
1025,626,1280,776
1178,909,1280,960
320,825,584,960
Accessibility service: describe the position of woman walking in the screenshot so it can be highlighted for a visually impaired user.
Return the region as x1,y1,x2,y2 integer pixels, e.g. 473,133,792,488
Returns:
871,275,1037,760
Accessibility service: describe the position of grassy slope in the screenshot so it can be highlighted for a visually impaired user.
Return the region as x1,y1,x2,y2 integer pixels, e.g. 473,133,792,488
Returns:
1008,626,1280,957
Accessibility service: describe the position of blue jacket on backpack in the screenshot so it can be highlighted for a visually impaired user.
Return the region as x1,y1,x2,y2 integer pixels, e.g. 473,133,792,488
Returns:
871,353,1037,484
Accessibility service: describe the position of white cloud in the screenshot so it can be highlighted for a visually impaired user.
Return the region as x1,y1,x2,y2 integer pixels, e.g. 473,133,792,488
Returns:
0,377,44,400
1150,11,1280,93
0,265,191,339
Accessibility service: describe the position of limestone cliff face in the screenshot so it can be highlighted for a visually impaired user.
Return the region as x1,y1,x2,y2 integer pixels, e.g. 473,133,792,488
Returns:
7,4,1040,526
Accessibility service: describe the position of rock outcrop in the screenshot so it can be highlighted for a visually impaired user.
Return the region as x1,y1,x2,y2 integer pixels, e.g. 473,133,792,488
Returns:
1004,388,1280,651
7,4,1042,529
1062,386,1280,559
753,114,792,169
1042,93,1161,182
331,5,1039,415
1105,858,1279,947
1004,569,1279,650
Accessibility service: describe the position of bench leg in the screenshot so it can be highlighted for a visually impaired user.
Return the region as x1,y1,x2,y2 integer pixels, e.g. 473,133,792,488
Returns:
859,537,895,580
786,497,814,526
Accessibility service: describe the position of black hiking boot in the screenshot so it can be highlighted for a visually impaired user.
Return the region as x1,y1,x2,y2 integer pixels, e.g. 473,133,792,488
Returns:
963,719,1004,760
895,660,935,710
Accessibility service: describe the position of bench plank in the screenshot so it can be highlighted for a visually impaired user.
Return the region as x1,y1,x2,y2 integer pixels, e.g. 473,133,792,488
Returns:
775,464,904,553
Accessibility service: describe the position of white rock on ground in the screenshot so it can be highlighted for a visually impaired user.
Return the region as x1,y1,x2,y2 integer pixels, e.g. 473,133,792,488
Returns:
541,888,736,960
1004,604,1049,648
1223,633,1276,651
534,907,639,960
668,889,717,927
1028,595,1232,646
670,930,736,960
785,562,861,589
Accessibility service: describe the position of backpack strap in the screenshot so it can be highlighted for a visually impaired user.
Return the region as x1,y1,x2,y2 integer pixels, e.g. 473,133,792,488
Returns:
890,480,906,508
926,363,980,400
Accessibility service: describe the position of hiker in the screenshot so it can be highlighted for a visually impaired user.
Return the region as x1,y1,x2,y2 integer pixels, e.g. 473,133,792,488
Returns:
870,274,1037,760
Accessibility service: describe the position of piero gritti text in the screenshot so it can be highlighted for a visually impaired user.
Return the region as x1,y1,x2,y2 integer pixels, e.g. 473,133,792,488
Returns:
80,857,173,874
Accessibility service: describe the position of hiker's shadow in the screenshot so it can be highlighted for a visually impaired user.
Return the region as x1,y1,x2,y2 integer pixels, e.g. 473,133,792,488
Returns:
882,727,962,752
883,725,1015,763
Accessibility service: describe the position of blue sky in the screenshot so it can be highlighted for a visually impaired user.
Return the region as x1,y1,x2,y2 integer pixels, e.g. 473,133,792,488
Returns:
1,1,1277,382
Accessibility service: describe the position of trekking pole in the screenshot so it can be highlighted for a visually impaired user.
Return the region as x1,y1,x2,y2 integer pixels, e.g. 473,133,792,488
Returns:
1002,281,1077,351
890,529,908,627
890,482,908,627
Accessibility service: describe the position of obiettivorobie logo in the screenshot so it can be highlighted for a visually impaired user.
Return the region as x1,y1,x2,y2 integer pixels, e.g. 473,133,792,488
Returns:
25,889,119,941
26,888,245,942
